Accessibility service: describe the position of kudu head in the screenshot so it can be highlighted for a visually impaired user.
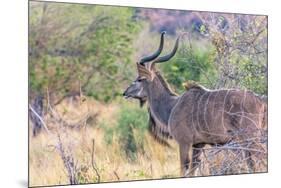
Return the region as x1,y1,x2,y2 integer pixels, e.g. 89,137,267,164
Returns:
123,31,181,107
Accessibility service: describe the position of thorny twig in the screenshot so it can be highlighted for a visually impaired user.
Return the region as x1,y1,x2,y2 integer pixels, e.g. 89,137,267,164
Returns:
113,170,120,181
91,139,101,183
198,145,266,154
56,132,78,184
45,88,80,184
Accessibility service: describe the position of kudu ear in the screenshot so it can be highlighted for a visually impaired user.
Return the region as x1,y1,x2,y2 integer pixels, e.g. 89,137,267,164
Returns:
136,63,153,81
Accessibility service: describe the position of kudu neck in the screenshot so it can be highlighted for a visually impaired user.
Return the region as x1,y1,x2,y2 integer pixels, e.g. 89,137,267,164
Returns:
147,73,179,127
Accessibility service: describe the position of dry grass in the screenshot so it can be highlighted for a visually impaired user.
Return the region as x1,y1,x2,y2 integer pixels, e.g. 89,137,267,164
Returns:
29,98,267,187
29,124,180,186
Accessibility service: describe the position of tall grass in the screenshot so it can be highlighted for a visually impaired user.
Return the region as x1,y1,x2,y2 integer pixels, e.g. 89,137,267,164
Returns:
29,99,179,187
29,98,267,187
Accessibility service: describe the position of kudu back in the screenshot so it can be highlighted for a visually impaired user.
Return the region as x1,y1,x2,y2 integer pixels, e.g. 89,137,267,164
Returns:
123,31,267,176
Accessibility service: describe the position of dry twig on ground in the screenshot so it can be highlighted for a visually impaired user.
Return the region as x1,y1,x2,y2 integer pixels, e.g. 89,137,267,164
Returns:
91,139,101,183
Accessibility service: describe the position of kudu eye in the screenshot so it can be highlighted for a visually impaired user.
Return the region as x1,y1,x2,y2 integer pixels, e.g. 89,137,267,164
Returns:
136,77,146,82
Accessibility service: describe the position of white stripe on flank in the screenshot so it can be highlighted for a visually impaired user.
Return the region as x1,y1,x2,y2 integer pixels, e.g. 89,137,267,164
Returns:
168,94,184,134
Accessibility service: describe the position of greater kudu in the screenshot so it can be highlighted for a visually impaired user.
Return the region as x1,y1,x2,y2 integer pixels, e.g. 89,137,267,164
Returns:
123,31,267,176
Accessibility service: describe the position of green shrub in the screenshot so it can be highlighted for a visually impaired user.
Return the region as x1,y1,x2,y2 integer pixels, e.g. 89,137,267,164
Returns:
161,42,217,93
116,104,148,161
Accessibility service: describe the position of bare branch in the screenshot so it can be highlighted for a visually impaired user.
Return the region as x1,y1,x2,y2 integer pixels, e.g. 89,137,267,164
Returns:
29,104,50,134
56,132,78,184
91,139,101,183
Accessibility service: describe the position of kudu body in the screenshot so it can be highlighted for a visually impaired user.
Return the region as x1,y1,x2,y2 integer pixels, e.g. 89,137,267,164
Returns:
123,32,267,176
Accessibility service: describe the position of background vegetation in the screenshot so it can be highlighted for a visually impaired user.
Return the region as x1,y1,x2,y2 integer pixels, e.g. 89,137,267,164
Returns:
29,1,267,187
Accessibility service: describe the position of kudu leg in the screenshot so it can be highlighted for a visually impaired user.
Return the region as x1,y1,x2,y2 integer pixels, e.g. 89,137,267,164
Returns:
190,143,205,175
179,143,193,177
245,150,255,173
242,133,257,173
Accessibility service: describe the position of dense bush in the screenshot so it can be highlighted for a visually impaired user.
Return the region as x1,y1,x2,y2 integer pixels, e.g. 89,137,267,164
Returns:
29,2,141,102
102,104,148,161
161,40,217,93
